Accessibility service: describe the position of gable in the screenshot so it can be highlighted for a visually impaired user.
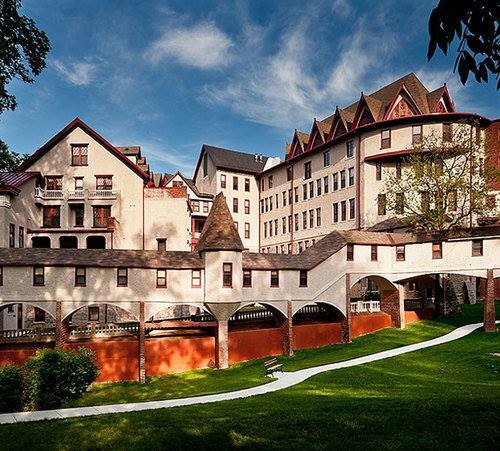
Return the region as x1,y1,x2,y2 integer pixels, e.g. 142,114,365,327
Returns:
332,120,347,139
358,106,375,127
387,96,419,119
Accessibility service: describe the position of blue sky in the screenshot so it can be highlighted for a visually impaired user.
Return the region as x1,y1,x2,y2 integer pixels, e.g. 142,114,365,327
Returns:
1,0,499,176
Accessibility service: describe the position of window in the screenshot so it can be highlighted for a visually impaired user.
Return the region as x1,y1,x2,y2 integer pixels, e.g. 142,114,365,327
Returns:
294,187,299,203
268,176,273,189
192,270,202,288
220,174,226,189
299,270,308,287
34,307,45,323
93,206,111,228
261,179,265,191
442,123,452,142
396,161,402,179
348,167,355,186
432,242,442,259
223,263,233,287
274,219,278,236
323,176,329,193
75,267,86,286
270,270,279,287
244,222,250,239
244,178,250,192
371,245,378,261
287,166,293,181
412,125,422,144
269,197,273,210
333,203,339,222
282,191,287,207
294,213,299,231
191,200,200,212
74,177,84,190
243,269,252,287
396,245,405,261
287,243,292,254
395,193,405,214
233,176,238,190
43,206,61,228
304,161,312,179
333,173,339,191
45,176,62,190
317,179,322,196
381,129,391,148
316,207,322,227
282,217,287,234
341,201,347,221
244,199,250,214
309,181,314,198
96,175,113,190
349,198,355,219
260,199,264,213
9,224,15,248
71,144,88,166
346,140,354,158
378,194,386,215
302,211,307,229
157,239,166,251
263,222,267,238
88,306,99,322
340,170,346,189
323,150,331,167
288,189,293,204
376,162,382,181
275,193,279,209
18,226,24,248
203,202,209,213
346,244,354,261
233,198,238,213
472,239,483,256
309,209,314,228
298,242,303,253
288,215,292,232
303,184,307,201
157,269,167,287
117,268,128,286
33,266,44,286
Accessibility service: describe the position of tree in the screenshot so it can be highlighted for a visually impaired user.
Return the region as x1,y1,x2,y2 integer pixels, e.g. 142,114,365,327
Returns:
0,139,28,171
0,0,51,114
427,0,499,88
382,123,498,232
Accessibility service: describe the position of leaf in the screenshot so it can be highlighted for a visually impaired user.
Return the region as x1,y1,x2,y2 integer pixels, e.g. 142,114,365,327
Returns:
427,39,438,60
457,53,470,85
466,35,484,54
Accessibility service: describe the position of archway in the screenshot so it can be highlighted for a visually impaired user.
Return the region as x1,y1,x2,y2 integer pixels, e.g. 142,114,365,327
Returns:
59,236,78,248
229,303,286,331
0,302,55,332
86,236,106,249
31,236,51,248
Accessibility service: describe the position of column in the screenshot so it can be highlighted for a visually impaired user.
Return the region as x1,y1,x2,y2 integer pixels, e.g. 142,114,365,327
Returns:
55,301,70,347
282,301,294,356
380,288,402,328
484,269,496,332
138,301,146,383
215,320,229,369
341,274,352,343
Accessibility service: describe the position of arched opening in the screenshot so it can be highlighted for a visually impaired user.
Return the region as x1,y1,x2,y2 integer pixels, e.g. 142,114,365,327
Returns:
350,275,397,314
59,236,78,248
292,302,344,325
86,236,106,249
0,303,55,332
229,303,286,331
31,236,51,248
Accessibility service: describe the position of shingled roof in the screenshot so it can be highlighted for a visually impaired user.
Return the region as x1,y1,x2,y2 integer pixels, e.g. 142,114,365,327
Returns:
196,192,244,252
0,172,40,193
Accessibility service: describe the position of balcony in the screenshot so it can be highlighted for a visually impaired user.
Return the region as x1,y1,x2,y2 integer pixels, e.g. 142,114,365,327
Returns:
67,190,85,200
88,190,119,200
34,188,64,200
34,188,119,203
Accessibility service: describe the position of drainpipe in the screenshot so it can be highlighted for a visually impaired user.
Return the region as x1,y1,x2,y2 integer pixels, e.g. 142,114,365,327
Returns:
356,134,362,230
290,165,294,254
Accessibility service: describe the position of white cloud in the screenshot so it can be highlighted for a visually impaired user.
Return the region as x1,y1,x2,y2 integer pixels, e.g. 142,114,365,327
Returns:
331,0,352,18
416,68,469,109
52,59,99,86
147,22,233,69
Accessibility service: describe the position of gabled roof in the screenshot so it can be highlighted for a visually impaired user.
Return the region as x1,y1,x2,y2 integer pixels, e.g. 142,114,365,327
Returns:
0,171,40,194
426,84,455,113
19,118,149,180
116,145,141,156
289,130,310,158
196,192,244,252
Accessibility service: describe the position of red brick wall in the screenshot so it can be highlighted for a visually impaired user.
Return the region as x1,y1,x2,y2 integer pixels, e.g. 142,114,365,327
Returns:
146,335,215,376
228,328,283,364
352,313,391,338
478,278,500,299
293,323,342,350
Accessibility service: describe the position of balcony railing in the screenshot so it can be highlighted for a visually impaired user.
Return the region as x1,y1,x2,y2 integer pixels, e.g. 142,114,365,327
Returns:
351,300,381,313
88,190,119,199
34,188,119,201
67,190,85,200
34,188,64,200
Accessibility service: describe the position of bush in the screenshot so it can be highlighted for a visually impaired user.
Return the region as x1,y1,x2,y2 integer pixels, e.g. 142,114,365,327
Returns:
24,347,99,410
0,364,24,413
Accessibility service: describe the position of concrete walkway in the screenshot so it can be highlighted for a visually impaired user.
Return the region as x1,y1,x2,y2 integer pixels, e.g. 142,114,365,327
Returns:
0,321,494,425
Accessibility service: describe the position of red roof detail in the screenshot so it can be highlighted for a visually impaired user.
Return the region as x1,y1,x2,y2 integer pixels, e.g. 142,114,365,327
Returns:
364,148,431,162
0,171,40,194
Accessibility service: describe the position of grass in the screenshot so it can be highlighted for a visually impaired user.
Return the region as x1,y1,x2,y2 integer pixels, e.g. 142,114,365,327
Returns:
1,308,498,450
67,302,497,408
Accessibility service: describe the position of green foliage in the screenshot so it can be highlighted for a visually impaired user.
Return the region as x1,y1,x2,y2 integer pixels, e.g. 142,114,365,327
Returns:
0,139,29,171
427,0,499,88
24,347,99,410
0,364,23,413
0,0,51,113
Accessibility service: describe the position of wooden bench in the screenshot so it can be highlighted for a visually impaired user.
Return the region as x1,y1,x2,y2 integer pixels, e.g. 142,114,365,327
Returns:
264,357,283,376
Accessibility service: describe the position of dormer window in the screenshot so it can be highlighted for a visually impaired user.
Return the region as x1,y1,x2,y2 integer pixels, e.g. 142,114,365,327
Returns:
71,144,88,166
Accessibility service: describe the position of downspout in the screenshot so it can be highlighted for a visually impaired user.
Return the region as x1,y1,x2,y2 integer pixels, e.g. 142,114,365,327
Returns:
290,165,294,254
356,134,362,230
142,184,145,250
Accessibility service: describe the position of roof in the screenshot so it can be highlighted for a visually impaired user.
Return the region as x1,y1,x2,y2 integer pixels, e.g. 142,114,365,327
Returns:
196,192,244,252
0,171,40,194
363,148,431,162
368,217,409,232
0,248,204,269
19,118,149,180
116,146,141,156
193,144,269,180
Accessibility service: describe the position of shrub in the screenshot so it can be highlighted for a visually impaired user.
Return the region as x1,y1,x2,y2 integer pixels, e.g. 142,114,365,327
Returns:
24,347,99,410
0,364,24,413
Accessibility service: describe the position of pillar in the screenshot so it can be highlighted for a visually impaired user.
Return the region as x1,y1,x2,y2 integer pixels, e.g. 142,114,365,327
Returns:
341,274,352,343
55,301,70,347
282,301,294,356
484,269,496,332
138,301,146,383
380,288,403,328
215,320,229,369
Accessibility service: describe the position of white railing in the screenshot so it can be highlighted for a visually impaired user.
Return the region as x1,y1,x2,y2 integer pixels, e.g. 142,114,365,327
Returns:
67,190,85,200
88,190,119,199
70,322,138,337
350,300,381,313
34,188,64,199
0,327,55,342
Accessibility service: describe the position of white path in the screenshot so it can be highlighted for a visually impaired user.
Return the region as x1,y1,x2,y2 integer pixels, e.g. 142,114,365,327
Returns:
0,321,496,425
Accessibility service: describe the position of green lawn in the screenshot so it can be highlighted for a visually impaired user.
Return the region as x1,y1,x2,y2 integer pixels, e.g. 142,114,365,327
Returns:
1,308,498,450
67,302,497,408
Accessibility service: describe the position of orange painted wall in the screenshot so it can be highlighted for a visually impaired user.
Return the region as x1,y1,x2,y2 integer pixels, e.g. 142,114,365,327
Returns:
293,323,342,350
352,313,391,338
404,308,434,324
146,335,215,376
0,342,53,367
228,328,283,364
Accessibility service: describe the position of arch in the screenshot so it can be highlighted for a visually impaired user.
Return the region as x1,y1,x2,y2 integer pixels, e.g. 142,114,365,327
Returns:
86,236,106,249
62,302,137,322
236,301,288,320
146,303,212,322
229,302,287,329
291,301,345,318
0,302,56,330
350,274,398,291
59,236,78,248
391,270,488,283
31,236,51,248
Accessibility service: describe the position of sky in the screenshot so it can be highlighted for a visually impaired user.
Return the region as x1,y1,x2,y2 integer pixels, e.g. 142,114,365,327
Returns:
1,0,499,176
